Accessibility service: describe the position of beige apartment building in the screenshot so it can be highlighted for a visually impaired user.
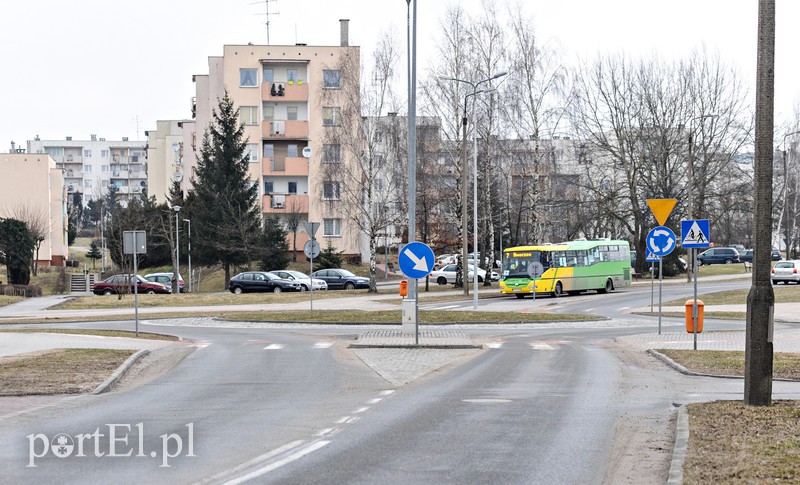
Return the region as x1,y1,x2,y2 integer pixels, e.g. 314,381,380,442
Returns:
169,19,363,259
27,135,147,206
0,153,69,266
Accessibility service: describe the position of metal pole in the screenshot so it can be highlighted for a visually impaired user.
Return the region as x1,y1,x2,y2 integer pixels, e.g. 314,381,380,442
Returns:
650,262,654,313
473,104,479,311
658,257,663,335
687,131,694,284
184,219,192,292
309,237,314,311
461,97,469,294
175,210,180,295
133,237,139,337
693,247,698,350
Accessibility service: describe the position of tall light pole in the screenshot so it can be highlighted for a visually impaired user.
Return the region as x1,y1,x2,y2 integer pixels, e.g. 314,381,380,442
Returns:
686,113,717,283
173,205,181,295
440,71,508,299
782,131,800,259
183,218,192,292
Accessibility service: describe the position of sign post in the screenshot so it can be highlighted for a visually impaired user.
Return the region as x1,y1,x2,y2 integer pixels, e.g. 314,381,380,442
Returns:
681,219,710,349
123,231,146,336
647,226,677,334
303,222,321,311
398,241,435,343
645,252,660,315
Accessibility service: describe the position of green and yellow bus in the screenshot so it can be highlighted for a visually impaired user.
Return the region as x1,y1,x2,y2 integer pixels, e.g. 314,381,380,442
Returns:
499,239,632,298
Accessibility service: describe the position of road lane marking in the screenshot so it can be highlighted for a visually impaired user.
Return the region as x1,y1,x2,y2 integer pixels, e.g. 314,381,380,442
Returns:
263,344,284,350
224,440,330,484
198,440,303,484
379,390,395,396
530,343,555,350
353,406,369,414
335,416,351,424
313,342,333,349
486,341,504,349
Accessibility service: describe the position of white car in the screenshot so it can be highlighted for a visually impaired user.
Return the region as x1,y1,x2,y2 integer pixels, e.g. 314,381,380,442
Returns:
772,260,800,285
429,263,499,285
269,270,328,291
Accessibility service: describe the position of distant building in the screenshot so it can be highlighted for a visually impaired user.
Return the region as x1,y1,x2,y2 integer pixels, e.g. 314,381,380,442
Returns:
27,135,147,205
0,153,69,266
164,19,363,259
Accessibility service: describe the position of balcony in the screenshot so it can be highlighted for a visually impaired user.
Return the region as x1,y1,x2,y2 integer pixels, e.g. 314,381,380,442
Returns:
262,81,308,102
111,155,129,164
262,120,308,140
262,194,309,214
262,156,309,176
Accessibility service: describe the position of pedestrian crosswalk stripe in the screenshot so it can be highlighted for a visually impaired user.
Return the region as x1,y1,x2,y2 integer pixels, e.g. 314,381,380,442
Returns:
264,344,284,350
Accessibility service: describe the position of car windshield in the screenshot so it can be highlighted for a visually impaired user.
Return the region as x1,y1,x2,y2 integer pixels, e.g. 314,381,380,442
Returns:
338,270,356,277
775,262,794,268
287,271,308,279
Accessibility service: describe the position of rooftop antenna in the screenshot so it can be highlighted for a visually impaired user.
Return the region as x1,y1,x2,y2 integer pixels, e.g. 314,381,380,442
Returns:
252,0,279,45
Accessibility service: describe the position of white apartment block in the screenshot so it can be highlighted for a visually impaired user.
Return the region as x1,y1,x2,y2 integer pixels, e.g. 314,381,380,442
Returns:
27,135,147,206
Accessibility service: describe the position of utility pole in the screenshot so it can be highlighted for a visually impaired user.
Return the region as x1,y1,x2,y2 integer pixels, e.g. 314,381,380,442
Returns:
745,0,775,406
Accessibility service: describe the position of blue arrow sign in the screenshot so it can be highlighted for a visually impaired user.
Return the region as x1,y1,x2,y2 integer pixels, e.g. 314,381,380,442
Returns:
398,242,435,279
681,219,710,248
647,226,677,257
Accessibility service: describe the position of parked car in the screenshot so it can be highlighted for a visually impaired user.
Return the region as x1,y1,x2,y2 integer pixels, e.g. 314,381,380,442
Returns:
772,260,800,284
310,268,370,290
731,244,746,253
92,274,171,295
227,271,302,294
740,249,754,263
772,248,783,261
696,247,740,265
435,254,458,269
269,270,327,291
429,263,500,285
144,272,185,293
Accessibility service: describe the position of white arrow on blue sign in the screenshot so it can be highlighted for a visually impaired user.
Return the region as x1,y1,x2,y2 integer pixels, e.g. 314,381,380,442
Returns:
398,242,435,279
647,226,677,257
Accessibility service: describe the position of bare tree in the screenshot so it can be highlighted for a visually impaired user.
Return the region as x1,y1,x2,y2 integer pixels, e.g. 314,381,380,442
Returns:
5,202,49,275
283,197,305,262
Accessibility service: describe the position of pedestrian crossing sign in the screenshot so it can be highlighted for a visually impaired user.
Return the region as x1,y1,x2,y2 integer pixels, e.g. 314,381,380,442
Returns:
681,219,710,248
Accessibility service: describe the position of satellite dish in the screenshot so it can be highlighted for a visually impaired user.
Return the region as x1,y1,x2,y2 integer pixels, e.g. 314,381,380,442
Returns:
302,146,312,158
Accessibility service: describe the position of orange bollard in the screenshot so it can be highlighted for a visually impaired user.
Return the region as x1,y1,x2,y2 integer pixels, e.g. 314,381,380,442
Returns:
399,280,408,297
685,299,704,333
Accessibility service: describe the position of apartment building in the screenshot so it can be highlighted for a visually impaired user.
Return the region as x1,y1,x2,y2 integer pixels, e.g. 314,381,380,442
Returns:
145,120,193,203
27,135,147,205
0,153,69,266
181,19,363,259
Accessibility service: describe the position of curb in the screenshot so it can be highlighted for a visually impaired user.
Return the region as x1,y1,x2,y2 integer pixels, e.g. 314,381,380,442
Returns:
647,349,800,382
348,343,482,349
667,404,688,485
92,349,151,395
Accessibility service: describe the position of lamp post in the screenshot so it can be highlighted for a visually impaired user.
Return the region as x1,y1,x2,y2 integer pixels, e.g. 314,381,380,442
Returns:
686,113,717,283
440,71,508,301
183,218,192,292
782,131,800,259
173,205,181,295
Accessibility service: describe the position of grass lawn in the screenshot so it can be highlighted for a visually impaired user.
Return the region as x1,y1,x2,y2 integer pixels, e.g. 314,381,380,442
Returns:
0,328,177,341
0,295,24,307
663,285,800,306
0,348,135,396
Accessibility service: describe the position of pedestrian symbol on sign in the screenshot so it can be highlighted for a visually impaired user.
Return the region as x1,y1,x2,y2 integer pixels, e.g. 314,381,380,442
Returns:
681,219,711,249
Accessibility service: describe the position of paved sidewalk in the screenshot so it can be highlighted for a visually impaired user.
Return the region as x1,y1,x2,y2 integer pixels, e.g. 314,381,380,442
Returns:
618,327,800,352
349,330,481,349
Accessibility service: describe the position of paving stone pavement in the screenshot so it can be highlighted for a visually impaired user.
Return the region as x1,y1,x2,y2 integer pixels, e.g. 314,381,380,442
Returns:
618,327,800,352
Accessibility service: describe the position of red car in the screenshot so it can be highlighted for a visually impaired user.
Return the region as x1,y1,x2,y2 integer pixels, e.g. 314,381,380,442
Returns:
92,274,171,295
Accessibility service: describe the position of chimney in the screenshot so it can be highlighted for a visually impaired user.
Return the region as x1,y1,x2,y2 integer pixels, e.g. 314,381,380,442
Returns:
10,141,15,152
90,134,97,141
340,19,349,47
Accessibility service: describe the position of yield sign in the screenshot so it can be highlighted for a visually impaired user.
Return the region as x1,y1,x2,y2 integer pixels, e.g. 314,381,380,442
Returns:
646,198,677,226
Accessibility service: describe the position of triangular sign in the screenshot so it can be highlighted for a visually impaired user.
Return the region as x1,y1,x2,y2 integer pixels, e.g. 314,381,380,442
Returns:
682,221,708,245
647,198,677,226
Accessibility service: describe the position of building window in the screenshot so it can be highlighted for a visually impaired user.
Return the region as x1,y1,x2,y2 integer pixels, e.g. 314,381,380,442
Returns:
323,218,341,237
287,69,297,82
262,68,274,84
288,182,297,194
322,107,340,126
323,70,341,89
287,144,298,157
287,106,298,121
323,181,340,200
263,105,274,121
240,68,258,87
263,144,274,158
83,165,92,173
246,144,259,162
101,165,109,173
84,180,92,188
84,150,92,158
100,149,109,158
264,181,273,194
323,144,340,164
239,106,259,125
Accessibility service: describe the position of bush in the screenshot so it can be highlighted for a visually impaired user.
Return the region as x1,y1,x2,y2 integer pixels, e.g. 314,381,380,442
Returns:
0,284,43,298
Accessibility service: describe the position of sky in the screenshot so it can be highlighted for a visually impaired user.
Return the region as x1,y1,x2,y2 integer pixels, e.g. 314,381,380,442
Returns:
2,0,799,150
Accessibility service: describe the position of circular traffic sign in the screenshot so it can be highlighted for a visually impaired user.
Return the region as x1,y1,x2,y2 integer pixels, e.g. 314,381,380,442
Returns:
527,261,544,279
647,226,677,257
303,240,320,259
398,242,435,279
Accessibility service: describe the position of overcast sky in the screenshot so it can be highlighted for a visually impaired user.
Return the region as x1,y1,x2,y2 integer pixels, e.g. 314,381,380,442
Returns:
2,0,798,149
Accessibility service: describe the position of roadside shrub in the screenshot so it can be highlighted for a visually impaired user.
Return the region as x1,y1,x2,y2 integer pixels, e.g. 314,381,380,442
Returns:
0,284,43,297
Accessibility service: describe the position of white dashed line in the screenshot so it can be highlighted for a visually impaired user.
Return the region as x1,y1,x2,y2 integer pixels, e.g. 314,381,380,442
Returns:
223,440,330,484
335,416,351,424
263,344,284,350
530,343,555,350
313,342,333,349
486,341,504,349
353,406,369,414
367,398,382,404
379,390,395,396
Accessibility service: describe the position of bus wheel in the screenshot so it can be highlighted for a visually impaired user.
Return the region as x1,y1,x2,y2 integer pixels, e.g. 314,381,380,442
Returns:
598,279,614,294
515,294,526,299
552,282,563,298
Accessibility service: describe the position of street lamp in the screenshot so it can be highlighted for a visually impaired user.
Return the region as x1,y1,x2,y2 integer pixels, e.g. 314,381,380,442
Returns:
686,113,718,283
183,218,192,292
440,71,508,304
782,131,800,259
173,205,181,295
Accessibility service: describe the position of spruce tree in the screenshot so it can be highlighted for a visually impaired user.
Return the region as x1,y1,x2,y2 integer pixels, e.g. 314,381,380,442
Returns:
188,90,262,285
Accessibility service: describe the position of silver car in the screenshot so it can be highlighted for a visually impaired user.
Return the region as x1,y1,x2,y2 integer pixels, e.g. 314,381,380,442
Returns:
772,260,800,284
269,270,328,291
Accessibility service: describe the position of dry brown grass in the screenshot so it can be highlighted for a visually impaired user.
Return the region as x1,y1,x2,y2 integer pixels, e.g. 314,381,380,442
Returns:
659,349,800,380
0,329,177,340
685,400,800,483
0,348,134,396
0,295,24,307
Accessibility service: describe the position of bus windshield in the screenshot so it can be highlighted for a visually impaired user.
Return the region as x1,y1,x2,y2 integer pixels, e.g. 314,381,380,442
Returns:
502,250,549,279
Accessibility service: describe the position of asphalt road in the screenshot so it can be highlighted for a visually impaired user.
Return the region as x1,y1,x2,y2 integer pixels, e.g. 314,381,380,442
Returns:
2,276,798,483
